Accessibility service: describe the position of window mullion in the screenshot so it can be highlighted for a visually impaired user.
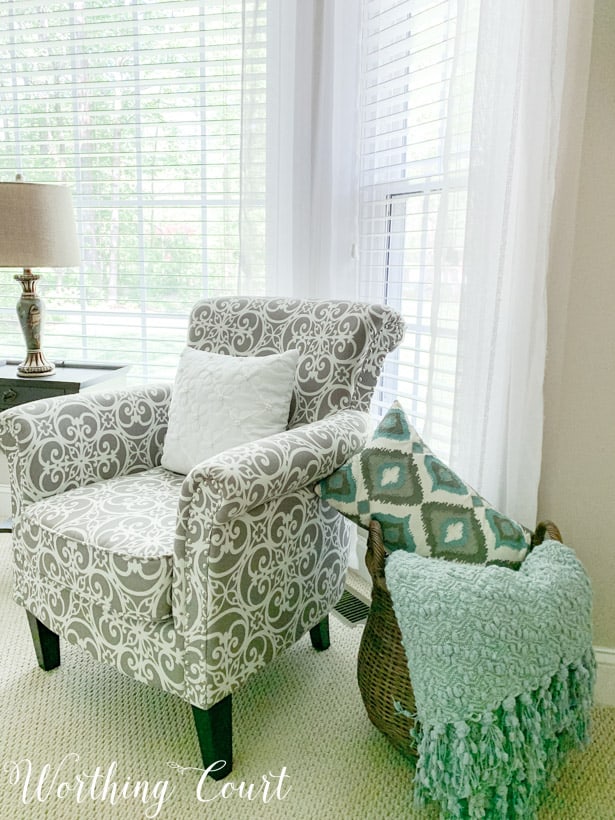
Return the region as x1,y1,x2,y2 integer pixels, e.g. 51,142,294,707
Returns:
199,5,210,298
70,0,89,363
131,3,149,378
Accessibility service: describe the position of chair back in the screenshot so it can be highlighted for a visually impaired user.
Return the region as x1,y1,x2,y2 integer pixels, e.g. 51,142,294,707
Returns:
187,297,405,426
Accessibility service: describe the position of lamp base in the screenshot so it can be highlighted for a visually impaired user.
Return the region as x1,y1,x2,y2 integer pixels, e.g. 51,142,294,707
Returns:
15,268,55,378
17,351,55,378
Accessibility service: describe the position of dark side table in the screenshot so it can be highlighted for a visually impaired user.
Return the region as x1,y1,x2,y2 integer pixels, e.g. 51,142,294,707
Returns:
0,361,129,532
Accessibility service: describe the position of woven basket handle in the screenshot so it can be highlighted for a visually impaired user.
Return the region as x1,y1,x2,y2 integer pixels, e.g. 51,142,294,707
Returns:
532,520,563,545
365,520,389,592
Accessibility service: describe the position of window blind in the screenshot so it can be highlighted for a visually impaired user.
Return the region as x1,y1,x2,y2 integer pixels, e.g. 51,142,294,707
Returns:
0,0,267,382
358,0,478,459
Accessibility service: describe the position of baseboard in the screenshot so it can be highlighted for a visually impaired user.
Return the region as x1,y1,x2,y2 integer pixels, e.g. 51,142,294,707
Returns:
594,646,615,707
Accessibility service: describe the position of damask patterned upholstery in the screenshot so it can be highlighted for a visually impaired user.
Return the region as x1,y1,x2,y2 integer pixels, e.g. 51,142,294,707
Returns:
0,297,405,775
188,297,404,426
17,466,181,622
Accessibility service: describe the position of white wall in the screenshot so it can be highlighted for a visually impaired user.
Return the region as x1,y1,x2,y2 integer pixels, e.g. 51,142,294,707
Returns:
540,0,615,652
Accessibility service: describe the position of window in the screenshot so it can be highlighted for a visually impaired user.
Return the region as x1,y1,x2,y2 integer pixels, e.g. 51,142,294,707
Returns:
358,0,478,459
0,0,267,381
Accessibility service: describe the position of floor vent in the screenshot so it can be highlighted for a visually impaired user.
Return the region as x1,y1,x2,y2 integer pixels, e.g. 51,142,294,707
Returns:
333,590,370,627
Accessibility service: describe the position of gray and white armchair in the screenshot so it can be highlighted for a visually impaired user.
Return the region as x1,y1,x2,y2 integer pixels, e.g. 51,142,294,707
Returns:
0,297,404,778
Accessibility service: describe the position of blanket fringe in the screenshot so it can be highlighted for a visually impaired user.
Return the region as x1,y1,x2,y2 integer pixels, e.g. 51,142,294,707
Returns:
411,647,596,819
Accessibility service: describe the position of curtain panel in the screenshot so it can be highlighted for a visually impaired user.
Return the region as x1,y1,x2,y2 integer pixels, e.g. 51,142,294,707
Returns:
451,0,588,526
314,0,592,528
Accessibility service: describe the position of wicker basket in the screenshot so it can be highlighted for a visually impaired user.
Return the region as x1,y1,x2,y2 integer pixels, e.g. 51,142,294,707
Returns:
356,517,563,758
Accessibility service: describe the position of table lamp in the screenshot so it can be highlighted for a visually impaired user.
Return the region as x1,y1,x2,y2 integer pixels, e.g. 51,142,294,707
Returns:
0,175,80,377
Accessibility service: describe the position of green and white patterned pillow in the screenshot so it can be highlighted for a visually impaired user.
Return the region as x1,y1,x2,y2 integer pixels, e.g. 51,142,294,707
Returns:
316,401,531,567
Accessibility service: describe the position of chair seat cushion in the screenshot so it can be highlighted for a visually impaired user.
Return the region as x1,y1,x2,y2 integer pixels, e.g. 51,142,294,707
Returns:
17,467,182,622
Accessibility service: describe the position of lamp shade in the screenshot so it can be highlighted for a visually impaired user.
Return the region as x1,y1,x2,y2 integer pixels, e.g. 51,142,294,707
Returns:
0,180,80,268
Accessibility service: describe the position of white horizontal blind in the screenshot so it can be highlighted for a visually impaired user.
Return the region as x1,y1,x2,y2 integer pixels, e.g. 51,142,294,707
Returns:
358,0,478,459
0,0,267,381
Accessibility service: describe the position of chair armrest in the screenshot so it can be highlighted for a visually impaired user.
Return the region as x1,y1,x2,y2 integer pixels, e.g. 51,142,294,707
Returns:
0,384,171,511
176,408,370,527
173,408,369,706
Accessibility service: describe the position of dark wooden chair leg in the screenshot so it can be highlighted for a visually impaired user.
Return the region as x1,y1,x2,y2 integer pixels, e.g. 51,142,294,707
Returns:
26,611,60,671
192,695,232,780
310,615,330,651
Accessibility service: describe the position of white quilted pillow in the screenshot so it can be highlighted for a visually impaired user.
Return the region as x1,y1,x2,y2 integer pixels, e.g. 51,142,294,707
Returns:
161,346,299,474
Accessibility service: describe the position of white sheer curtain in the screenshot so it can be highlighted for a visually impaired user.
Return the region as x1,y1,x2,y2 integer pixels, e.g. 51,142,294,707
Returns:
266,0,362,300
451,0,583,526
303,0,590,529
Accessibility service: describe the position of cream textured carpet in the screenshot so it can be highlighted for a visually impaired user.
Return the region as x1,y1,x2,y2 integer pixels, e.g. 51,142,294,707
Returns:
0,533,613,819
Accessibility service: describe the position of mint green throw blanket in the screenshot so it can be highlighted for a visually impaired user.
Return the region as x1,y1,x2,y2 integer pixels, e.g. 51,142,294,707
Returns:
385,540,595,819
